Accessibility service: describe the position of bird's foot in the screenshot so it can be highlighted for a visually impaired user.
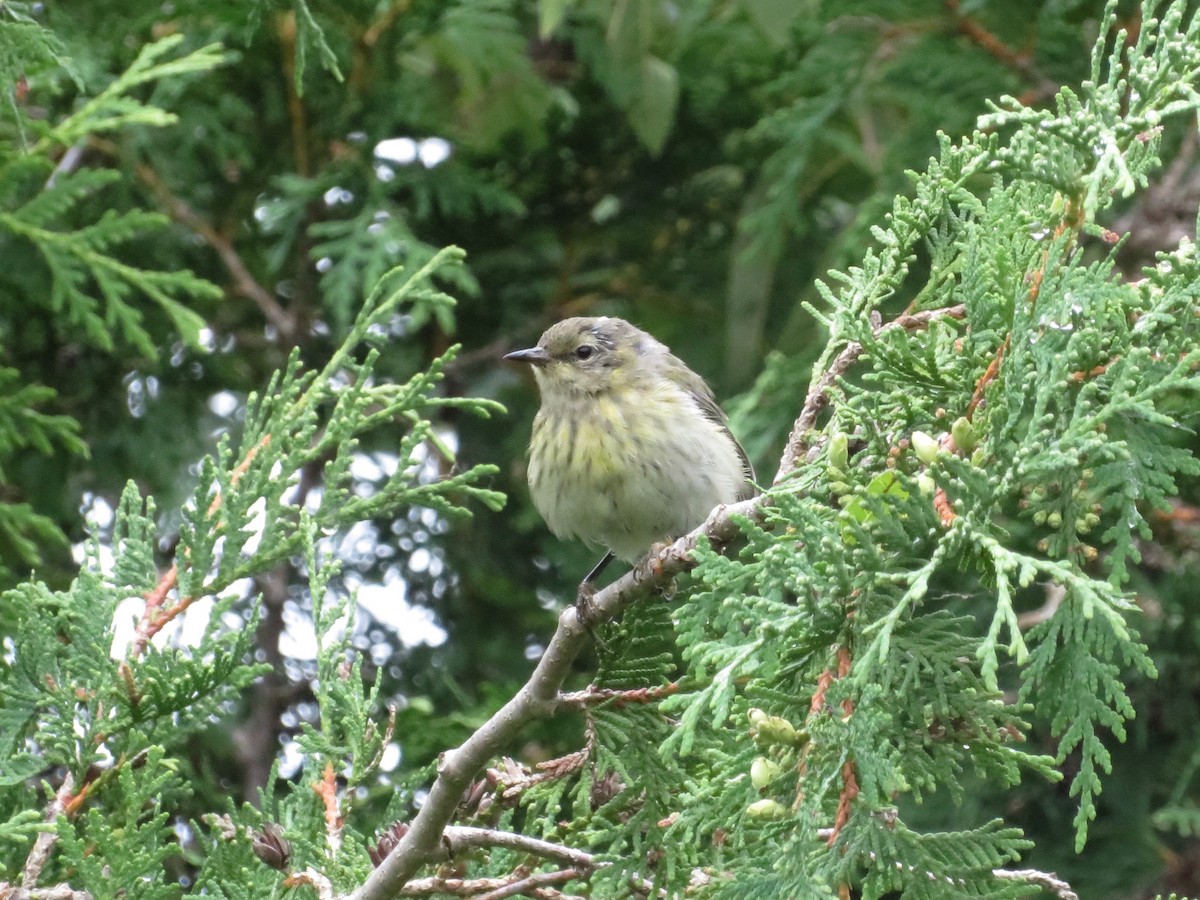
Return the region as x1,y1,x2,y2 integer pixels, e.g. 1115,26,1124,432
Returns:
575,579,598,625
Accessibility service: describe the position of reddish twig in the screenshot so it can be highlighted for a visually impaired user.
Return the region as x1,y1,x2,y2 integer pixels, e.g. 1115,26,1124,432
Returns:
965,336,1007,419
126,434,271,661
810,669,835,715
829,760,860,847
283,869,334,900
1069,360,1115,383
1156,500,1200,525
943,0,1059,99
828,645,858,847
966,198,1086,420
556,682,679,709
932,486,959,526
313,762,343,853
491,749,590,804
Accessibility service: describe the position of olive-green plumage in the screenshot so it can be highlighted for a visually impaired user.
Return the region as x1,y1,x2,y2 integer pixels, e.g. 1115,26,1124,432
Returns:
505,317,754,563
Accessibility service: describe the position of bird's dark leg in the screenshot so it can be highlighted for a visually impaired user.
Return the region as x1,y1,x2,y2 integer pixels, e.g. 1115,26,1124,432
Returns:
576,551,614,625
584,551,614,586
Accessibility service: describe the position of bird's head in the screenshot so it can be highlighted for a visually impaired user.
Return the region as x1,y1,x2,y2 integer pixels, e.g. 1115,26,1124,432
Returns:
504,317,654,400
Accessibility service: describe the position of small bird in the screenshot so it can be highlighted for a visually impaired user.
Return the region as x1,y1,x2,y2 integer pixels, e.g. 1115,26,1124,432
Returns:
505,317,755,588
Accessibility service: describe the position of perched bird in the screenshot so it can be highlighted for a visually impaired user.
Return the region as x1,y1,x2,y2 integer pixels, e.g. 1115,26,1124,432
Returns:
505,317,755,587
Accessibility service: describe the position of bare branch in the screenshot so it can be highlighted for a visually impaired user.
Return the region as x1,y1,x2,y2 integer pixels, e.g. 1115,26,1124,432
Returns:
942,0,1060,100
399,873,584,898
45,142,86,189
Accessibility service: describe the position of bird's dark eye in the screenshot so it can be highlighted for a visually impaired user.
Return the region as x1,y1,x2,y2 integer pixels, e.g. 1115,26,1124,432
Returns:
575,344,595,360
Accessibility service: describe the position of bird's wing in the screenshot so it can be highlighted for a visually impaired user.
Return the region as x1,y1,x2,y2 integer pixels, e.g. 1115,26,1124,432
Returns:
671,356,757,500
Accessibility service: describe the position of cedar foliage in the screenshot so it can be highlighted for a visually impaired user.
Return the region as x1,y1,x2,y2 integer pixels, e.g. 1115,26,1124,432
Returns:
1,1,1200,899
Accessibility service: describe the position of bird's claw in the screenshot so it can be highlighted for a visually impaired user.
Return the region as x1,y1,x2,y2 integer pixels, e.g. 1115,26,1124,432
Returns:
575,580,598,625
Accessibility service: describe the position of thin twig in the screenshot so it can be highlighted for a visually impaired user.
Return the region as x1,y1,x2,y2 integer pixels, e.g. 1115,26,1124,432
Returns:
126,434,271,660
362,0,411,46
313,761,343,854
400,875,509,896
473,869,579,900
134,163,295,338
435,827,596,872
20,774,74,889
942,0,1059,100
282,869,334,900
45,142,86,189
965,335,1007,419
556,682,678,708
828,646,858,850
1017,583,1065,630
0,885,94,900
775,305,967,478
399,875,539,897
992,868,1079,900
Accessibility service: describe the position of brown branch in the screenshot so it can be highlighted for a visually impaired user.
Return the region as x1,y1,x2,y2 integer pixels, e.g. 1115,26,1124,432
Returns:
362,0,412,47
967,202,1080,421
1068,360,1113,383
810,668,835,715
776,305,967,479
134,163,295,339
829,760,860,846
828,645,858,848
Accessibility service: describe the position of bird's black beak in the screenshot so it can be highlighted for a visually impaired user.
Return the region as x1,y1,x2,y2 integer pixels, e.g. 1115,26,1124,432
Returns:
503,347,551,366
